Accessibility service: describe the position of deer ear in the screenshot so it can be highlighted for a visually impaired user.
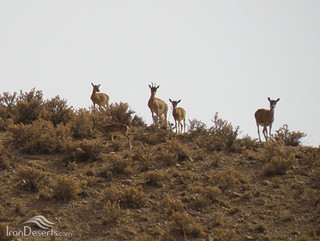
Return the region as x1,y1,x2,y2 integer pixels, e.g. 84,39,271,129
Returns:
169,99,172,103
276,98,280,102
91,83,94,86
177,99,181,103
98,84,101,87
267,97,271,101
156,85,160,89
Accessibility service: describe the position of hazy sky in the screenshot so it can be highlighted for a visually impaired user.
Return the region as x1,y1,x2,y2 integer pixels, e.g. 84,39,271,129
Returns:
1,1,319,146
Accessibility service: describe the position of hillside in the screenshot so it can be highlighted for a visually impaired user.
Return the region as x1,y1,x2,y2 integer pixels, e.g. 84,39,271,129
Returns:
0,89,319,241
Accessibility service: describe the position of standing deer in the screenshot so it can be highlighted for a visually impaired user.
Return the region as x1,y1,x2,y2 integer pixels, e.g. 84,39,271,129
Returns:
91,83,109,111
94,121,132,149
148,83,168,129
169,99,186,133
254,97,280,142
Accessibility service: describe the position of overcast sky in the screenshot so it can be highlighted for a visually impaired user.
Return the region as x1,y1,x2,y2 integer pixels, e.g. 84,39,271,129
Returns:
1,1,319,146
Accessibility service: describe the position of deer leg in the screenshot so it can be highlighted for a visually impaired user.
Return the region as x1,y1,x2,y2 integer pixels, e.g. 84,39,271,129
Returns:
175,120,178,133
183,119,186,133
262,127,268,141
257,124,261,142
269,124,272,139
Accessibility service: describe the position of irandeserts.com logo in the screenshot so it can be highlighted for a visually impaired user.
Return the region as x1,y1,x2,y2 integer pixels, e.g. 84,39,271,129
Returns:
5,215,72,237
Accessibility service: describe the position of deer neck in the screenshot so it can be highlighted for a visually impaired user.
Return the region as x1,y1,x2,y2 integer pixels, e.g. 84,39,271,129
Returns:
91,89,97,100
269,106,275,118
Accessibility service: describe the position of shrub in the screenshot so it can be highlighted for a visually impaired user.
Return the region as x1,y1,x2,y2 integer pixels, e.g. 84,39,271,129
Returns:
171,211,205,238
9,119,72,154
105,153,133,175
121,186,147,208
0,91,17,129
212,228,237,241
104,185,147,209
0,143,11,170
208,112,239,151
54,175,81,201
262,154,295,177
103,201,123,224
144,170,166,187
18,166,46,192
44,95,74,126
73,139,104,162
210,168,249,192
188,119,208,137
108,102,135,126
165,195,185,213
71,108,95,139
15,88,45,124
275,124,306,146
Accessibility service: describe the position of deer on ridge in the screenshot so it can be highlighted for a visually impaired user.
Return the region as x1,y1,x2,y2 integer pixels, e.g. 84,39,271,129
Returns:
254,97,280,142
169,99,186,133
148,83,168,129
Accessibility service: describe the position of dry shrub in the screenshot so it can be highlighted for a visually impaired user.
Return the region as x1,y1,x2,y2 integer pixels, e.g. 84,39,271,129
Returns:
71,108,95,139
134,149,157,172
108,102,135,126
0,143,11,170
44,95,74,126
104,185,124,203
166,139,191,162
188,119,208,137
209,112,239,149
173,170,196,185
191,186,222,203
296,147,320,166
14,199,26,215
211,168,250,192
0,91,16,130
9,119,72,154
106,154,133,175
54,175,81,201
192,113,239,152
139,125,171,145
121,186,147,208
165,195,185,213
171,211,205,238
263,154,296,177
144,170,167,187
275,124,306,146
73,139,104,162
212,228,237,241
18,165,46,192
15,88,45,124
104,185,147,209
103,201,123,224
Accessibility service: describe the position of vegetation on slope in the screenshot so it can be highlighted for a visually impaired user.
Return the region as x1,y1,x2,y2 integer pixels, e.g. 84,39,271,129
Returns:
0,89,319,241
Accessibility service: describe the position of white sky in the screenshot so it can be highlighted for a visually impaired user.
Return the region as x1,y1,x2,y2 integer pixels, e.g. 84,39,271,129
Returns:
1,1,319,146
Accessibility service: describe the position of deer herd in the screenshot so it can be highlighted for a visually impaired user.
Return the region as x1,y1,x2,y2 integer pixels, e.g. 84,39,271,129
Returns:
91,82,280,149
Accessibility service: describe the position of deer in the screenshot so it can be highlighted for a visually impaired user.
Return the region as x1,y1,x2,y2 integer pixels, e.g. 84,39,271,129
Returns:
148,83,168,129
169,99,186,133
91,83,110,111
94,121,132,149
254,97,280,142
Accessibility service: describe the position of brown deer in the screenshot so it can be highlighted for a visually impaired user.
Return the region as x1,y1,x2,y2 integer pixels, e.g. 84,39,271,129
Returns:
91,83,109,110
148,83,168,129
169,99,186,133
94,121,132,149
254,97,280,142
